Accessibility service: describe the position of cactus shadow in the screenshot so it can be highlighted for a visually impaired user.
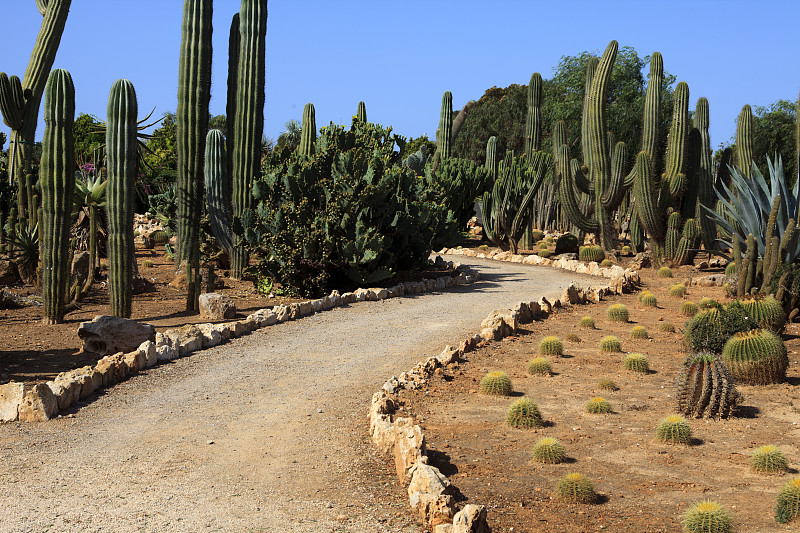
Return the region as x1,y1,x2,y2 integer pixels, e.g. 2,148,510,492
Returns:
733,404,760,419
688,437,705,446
784,376,800,386
424,449,468,502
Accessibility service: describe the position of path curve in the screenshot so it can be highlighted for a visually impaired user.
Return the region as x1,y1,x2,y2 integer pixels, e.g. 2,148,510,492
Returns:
0,256,599,532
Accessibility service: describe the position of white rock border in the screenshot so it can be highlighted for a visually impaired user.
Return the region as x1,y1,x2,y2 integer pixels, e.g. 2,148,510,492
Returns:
369,250,640,532
0,258,480,424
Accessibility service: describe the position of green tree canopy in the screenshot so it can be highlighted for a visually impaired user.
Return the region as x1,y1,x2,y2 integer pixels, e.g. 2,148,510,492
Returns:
73,113,105,167
738,99,797,181
142,112,177,189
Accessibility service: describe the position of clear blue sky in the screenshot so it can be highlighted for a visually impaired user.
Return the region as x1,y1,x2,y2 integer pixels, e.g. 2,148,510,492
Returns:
3,1,799,152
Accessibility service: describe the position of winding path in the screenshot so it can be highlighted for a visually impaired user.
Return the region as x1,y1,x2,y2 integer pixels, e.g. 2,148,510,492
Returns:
0,256,599,533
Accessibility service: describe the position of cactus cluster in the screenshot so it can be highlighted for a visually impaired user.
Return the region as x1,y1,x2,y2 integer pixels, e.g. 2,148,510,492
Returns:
556,473,596,503
531,437,565,464
750,445,789,474
599,336,622,353
656,414,692,444
479,371,513,395
506,397,543,428
721,329,788,385
606,303,629,322
623,353,649,372
538,336,563,356
676,352,739,419
527,357,552,375
681,501,733,533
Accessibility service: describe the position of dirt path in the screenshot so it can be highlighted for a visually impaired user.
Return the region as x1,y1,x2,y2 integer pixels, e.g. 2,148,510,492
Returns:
0,257,599,532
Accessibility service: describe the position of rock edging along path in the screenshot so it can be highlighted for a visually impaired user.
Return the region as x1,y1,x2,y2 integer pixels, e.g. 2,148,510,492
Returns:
368,253,640,532
0,257,479,423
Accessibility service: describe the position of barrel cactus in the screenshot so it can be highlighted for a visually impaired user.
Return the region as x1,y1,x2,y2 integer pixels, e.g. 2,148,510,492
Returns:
506,397,543,428
670,284,688,297
681,500,733,533
751,445,788,474
641,293,658,307
531,437,565,464
606,303,629,322
585,396,611,414
597,378,618,391
556,473,596,503
579,316,595,329
599,336,622,353
579,245,605,263
623,353,649,372
659,322,676,332
721,329,788,385
479,371,512,395
775,477,800,524
676,352,739,419
527,357,552,375
600,259,613,267
740,295,785,332
149,230,169,244
630,326,649,339
656,414,692,444
681,301,698,317
658,266,673,278
538,336,563,356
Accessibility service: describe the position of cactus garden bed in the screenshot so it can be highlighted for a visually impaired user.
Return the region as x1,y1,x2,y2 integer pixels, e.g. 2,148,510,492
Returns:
389,264,800,532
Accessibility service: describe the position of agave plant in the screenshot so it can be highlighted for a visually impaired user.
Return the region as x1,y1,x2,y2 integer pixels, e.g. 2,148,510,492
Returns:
71,169,107,299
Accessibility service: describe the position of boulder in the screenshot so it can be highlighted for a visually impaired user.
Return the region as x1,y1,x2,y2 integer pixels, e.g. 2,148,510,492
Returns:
0,260,20,287
18,383,58,422
394,421,427,483
694,273,726,287
407,463,453,499
197,323,223,348
198,292,237,320
410,493,456,527
155,333,179,362
453,504,489,533
138,340,158,368
78,315,156,355
70,251,91,289
163,325,204,355
0,382,25,422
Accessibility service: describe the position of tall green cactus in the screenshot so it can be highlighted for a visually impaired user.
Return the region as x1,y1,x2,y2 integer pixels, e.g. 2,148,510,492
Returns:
205,129,233,254
525,73,542,156
437,91,453,162
39,69,75,325
106,79,138,318
177,0,213,311
230,0,268,280
298,102,316,157
225,13,240,189
356,101,367,122
485,136,498,178
694,98,717,250
736,104,753,179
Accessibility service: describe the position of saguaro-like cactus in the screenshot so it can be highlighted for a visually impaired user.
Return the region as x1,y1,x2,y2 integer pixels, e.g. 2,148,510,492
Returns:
230,0,268,280
225,13,240,185
106,79,138,318
205,129,233,254
356,101,367,122
525,73,542,156
177,0,213,310
485,136,498,178
736,104,753,179
298,102,316,157
40,69,75,324
437,90,453,162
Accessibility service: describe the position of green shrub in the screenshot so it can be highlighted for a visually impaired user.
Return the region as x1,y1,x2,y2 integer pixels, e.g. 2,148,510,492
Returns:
682,500,733,533
479,371,512,395
599,336,622,353
681,301,698,317
531,437,565,464
630,326,648,339
751,445,788,474
606,303,629,322
585,396,611,414
656,415,691,444
775,477,800,524
658,266,673,278
527,357,552,375
506,397,543,428
578,316,595,329
579,245,604,263
623,353,649,372
556,473,596,503
669,284,687,297
721,328,788,385
538,336,563,356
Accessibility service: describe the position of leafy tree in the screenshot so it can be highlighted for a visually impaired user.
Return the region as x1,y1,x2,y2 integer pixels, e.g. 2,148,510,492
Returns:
142,112,178,190
747,99,796,181
405,134,436,160
73,113,105,166
275,119,302,152
208,114,227,136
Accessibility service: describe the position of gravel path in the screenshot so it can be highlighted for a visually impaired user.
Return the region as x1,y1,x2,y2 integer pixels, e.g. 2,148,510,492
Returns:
0,256,599,532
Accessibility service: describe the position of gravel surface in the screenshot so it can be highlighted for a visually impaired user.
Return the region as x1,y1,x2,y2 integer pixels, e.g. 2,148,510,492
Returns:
0,256,599,532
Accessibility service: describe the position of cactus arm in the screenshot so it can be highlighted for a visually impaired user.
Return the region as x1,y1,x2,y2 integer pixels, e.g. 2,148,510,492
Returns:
225,13,240,190
0,73,26,130
663,81,690,203
298,103,316,157
694,97,717,250
205,129,233,254
600,141,628,209
449,99,475,146
580,57,598,167
509,153,551,248
633,150,666,258
356,101,367,122
485,136,497,178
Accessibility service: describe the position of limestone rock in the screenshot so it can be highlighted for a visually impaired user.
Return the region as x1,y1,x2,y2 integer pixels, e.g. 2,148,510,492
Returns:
138,340,158,368
94,353,129,387
410,494,456,527
123,350,146,373
694,273,725,287
434,525,454,533
395,421,427,483
0,382,25,422
246,308,277,328
199,292,237,320
371,414,396,454
155,333,178,362
18,383,58,422
195,323,223,348
452,504,489,533
562,283,583,305
78,315,156,356
436,345,460,366
70,251,90,289
480,308,517,338
408,463,453,499
163,325,204,355
273,305,289,322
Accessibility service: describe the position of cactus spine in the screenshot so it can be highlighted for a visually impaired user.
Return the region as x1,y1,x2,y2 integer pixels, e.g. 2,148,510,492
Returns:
230,0,267,280
39,69,75,324
106,79,138,318
204,129,233,254
525,73,542,156
356,100,367,122
736,104,753,178
298,102,316,157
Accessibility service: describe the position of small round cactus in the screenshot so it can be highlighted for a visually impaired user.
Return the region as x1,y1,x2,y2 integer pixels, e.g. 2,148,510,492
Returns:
751,445,788,474
638,290,652,302
725,262,738,276
641,293,658,307
538,241,549,249
506,397,543,428
579,245,605,263
479,371,513,395
531,230,544,242
721,329,788,385
656,415,692,444
556,473,596,503
670,283,688,297
658,266,673,278
623,353,649,372
599,336,622,353
149,230,169,244
586,396,611,414
630,326,649,339
600,258,613,267
142,259,155,268
545,235,554,243
621,245,631,255
538,248,552,258
578,316,595,329
681,301,699,317
740,295,786,332
597,378,618,391
538,336,563,356
606,303,629,322
659,322,676,333
775,477,800,524
698,297,717,309
531,437,565,464
527,357,552,375
682,500,733,533
565,333,581,343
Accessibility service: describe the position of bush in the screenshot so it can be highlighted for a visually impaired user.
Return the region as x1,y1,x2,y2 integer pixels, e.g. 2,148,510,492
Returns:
597,378,618,391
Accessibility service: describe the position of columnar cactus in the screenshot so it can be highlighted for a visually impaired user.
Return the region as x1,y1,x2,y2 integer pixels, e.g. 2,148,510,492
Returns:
39,69,75,324
204,129,233,254
177,0,212,310
106,79,138,318
485,136,497,178
736,104,753,179
298,102,316,157
676,352,739,419
230,0,267,280
525,72,542,156
694,98,717,250
356,100,367,122
225,13,240,183
436,90,453,161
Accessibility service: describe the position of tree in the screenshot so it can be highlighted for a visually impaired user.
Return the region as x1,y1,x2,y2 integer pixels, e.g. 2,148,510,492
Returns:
73,113,104,166
142,112,177,189
276,119,302,152
746,99,796,182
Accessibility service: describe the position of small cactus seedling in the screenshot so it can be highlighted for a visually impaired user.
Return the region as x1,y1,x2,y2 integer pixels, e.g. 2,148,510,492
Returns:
143,260,154,268
658,266,673,278
556,473,596,503
600,259,613,267
479,371,513,395
579,316,595,329
538,336,563,356
623,353,649,372
630,326,649,339
606,303,629,322
656,415,692,444
698,297,717,309
676,352,739,419
659,322,676,332
598,378,618,391
531,437,566,464
740,295,785,332
565,333,581,343
538,249,552,258
721,329,788,385
681,301,699,317
599,336,622,353
586,396,611,414
506,397,543,428
641,293,658,307
751,445,788,474
579,245,605,263
775,477,800,524
527,357,552,375
681,500,733,533
670,284,688,297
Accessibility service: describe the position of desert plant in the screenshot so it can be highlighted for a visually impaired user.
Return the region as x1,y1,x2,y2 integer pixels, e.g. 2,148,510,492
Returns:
751,445,789,474
579,316,595,329
641,293,658,307
656,414,692,444
670,284,688,297
356,101,367,123
579,245,605,263
621,245,631,255
506,397,543,428
527,357,552,375
775,477,800,524
538,336,563,356
479,371,513,395
538,241,549,249
600,258,613,267
149,229,169,244
676,352,739,419
698,297,717,309
557,473,596,503
204,129,233,255
681,301,699,317
143,259,154,268
531,437,565,464
531,230,544,242
681,500,733,533
607,303,629,322
658,267,673,278
721,328,788,385
586,396,611,414
565,333,581,343
725,262,738,276
684,301,758,353
599,336,622,353
630,326,649,339
638,289,652,301
660,322,676,332
598,378,618,391
538,249,552,258
554,233,578,254
623,353,649,372
740,295,785,332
